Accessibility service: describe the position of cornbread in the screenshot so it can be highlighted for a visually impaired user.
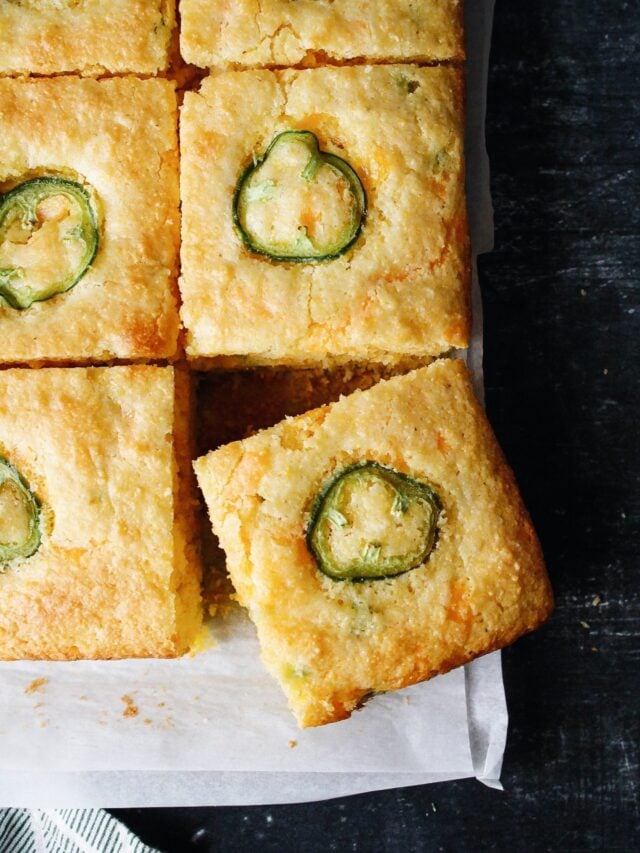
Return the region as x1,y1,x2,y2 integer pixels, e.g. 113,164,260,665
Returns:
0,365,202,660
196,361,427,608
180,65,470,367
195,360,553,727
180,0,464,69
0,1,175,76
0,77,180,364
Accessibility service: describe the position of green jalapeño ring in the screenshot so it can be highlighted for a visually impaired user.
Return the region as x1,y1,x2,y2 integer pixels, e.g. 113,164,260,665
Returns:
0,176,99,310
0,457,41,567
233,130,366,263
307,462,442,582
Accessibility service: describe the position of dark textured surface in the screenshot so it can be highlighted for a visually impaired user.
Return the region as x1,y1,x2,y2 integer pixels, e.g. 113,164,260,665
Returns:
112,1,640,849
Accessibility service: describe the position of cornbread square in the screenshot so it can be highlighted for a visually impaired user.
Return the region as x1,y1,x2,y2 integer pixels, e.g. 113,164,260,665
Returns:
0,1,175,76
0,76,180,365
195,360,553,727
0,365,202,660
181,0,464,69
180,65,470,367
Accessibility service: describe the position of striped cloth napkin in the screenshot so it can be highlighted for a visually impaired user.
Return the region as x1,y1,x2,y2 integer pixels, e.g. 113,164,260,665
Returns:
0,810,159,853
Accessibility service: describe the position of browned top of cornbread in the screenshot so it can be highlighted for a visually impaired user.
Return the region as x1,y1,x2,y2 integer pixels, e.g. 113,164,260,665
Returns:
180,65,470,367
181,0,464,69
195,360,553,726
0,77,180,364
0,365,201,660
0,1,175,76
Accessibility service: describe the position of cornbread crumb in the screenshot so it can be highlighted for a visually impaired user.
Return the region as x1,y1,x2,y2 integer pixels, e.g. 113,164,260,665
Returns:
121,695,139,718
24,677,48,695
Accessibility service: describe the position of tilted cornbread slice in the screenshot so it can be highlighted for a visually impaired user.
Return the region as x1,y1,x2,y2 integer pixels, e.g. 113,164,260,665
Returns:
0,365,202,659
0,1,175,76
195,360,553,727
196,362,427,610
0,77,180,364
181,0,464,69
180,65,470,367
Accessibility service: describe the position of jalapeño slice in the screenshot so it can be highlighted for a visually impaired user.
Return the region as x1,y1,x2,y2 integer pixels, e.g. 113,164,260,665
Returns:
233,130,366,262
307,462,441,582
0,458,41,567
0,177,99,310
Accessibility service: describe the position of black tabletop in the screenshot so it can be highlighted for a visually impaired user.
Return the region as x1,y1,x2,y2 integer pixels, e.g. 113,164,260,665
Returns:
112,1,640,849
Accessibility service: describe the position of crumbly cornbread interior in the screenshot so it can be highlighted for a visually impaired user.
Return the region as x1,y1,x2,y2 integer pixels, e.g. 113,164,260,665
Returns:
195,360,553,726
172,366,204,649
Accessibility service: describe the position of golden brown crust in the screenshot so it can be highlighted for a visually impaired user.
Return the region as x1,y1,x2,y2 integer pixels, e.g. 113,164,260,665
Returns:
0,365,202,660
180,0,465,69
0,77,180,364
195,360,553,727
180,65,470,367
0,1,176,76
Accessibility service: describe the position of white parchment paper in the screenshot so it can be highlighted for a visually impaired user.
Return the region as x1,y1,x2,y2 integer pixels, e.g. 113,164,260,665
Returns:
0,0,505,807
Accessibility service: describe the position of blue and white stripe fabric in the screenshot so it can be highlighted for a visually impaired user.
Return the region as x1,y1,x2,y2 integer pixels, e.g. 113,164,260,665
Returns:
0,809,159,853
